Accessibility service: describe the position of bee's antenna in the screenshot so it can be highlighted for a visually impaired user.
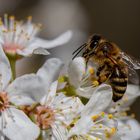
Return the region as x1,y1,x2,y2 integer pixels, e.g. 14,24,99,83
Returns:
72,43,86,60
72,43,86,55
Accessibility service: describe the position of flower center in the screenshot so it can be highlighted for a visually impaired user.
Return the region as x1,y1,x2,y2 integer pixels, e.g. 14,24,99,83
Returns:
0,92,9,112
31,105,55,130
3,43,24,55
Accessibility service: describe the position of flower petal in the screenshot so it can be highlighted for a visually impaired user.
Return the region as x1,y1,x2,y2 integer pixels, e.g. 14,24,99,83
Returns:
116,84,140,108
76,87,94,98
0,46,11,90
81,84,113,116
37,58,63,91
51,124,67,140
68,115,93,137
2,108,40,140
17,30,72,56
34,30,72,49
7,74,46,104
9,95,36,106
118,119,140,140
68,57,86,88
33,48,50,55
40,81,58,105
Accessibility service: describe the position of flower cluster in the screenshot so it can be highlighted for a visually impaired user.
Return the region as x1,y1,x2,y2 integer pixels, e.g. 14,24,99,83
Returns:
0,15,139,140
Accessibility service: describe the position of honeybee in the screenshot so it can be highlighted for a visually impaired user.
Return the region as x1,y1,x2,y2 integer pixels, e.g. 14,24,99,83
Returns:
73,34,140,102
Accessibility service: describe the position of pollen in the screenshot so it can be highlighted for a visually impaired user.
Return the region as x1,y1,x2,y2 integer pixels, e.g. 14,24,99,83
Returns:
92,80,99,86
89,68,95,74
100,112,105,117
108,114,113,119
0,14,42,57
27,16,32,20
92,114,99,121
105,127,116,138
99,124,103,128
111,127,116,134
58,76,66,83
9,16,15,20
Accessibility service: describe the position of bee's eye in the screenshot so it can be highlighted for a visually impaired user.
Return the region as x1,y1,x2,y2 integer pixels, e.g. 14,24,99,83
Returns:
103,45,108,51
90,34,101,49
103,45,109,55
91,41,98,48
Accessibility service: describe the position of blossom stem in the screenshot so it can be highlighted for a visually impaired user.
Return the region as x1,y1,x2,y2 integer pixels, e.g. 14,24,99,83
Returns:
9,58,16,80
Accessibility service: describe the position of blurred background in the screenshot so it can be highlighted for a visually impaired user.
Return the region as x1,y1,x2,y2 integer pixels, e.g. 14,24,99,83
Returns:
0,0,140,121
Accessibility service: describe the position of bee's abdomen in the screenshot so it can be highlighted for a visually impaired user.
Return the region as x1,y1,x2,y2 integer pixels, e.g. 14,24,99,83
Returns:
110,67,128,102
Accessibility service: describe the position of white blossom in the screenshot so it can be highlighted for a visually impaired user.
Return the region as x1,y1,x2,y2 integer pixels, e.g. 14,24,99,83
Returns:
8,57,84,140
65,84,120,140
0,15,72,57
0,46,40,140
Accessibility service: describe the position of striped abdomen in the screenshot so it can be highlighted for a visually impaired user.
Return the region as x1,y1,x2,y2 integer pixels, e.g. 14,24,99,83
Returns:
110,66,128,102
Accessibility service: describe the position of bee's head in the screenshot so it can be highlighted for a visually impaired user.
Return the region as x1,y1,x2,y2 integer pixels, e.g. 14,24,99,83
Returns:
82,34,101,58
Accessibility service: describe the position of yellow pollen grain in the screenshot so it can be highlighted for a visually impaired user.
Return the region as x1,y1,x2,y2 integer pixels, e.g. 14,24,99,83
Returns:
105,127,116,138
92,80,99,86
100,112,105,117
27,16,32,20
10,16,15,20
111,127,116,134
58,76,65,83
92,114,99,121
108,114,113,119
89,68,94,74
99,124,103,128
0,20,3,25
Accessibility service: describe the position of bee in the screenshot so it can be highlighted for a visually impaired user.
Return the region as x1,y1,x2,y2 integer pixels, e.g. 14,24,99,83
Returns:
73,34,140,102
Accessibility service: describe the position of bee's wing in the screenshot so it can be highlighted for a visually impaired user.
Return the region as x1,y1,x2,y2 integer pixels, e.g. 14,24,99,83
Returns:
121,52,140,69
128,66,139,85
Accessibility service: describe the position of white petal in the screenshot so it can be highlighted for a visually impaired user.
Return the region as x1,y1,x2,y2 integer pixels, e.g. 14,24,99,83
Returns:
40,81,58,105
7,74,47,104
121,84,140,108
51,124,67,140
68,57,86,88
17,30,72,56
2,108,40,140
0,46,11,90
33,48,50,55
76,87,94,98
34,30,72,49
68,115,93,137
9,95,36,106
119,119,140,140
37,58,63,92
81,84,113,116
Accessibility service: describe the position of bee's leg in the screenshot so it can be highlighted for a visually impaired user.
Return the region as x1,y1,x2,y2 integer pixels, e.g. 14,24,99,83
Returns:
84,56,90,69
96,65,105,77
97,65,111,84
